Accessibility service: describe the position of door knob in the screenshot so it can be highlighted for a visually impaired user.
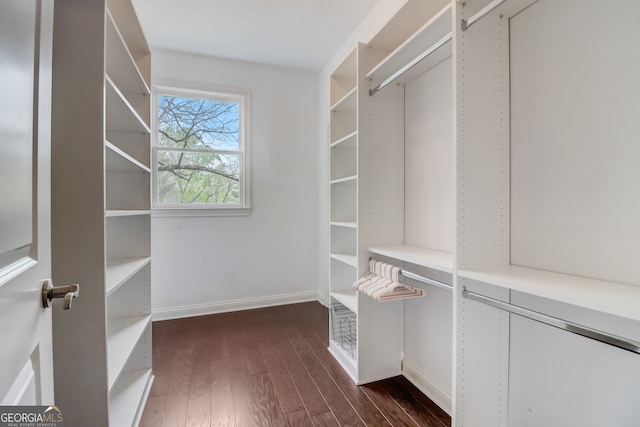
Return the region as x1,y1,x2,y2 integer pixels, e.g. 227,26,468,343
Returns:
42,280,80,310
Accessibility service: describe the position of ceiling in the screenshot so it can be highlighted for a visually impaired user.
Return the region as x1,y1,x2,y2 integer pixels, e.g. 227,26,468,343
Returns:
131,0,379,71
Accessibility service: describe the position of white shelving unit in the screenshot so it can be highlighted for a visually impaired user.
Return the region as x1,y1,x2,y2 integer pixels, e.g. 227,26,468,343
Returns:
455,0,640,425
51,0,152,425
327,0,454,391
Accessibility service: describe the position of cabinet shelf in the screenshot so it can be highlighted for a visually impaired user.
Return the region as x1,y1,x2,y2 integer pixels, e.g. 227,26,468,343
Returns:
106,257,151,296
459,265,640,322
330,87,357,112
105,10,150,127
106,141,150,173
330,175,357,185
367,3,452,88
330,290,358,313
368,245,453,274
330,47,358,106
107,315,151,390
365,0,450,74
330,131,357,149
330,221,357,229
330,253,358,268
328,340,358,383
106,75,151,134
105,210,150,217
108,368,153,427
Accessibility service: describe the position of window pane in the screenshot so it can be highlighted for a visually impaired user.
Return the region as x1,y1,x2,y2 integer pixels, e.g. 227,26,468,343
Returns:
157,150,240,205
157,95,239,151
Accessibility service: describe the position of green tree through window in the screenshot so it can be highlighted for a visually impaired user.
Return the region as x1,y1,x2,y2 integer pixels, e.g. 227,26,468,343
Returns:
155,91,246,206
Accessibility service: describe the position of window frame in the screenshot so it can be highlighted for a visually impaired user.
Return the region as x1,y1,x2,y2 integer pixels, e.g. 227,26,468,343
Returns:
151,82,252,216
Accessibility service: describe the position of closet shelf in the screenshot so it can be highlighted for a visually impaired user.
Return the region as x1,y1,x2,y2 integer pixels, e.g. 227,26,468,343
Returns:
330,253,358,268
108,368,153,427
106,257,151,296
330,87,357,113
459,265,640,322
105,10,150,100
107,315,151,390
368,245,453,274
331,221,357,229
105,210,151,218
330,175,357,185
330,131,357,149
331,290,358,313
328,340,358,382
106,75,151,134
106,141,151,173
367,3,452,89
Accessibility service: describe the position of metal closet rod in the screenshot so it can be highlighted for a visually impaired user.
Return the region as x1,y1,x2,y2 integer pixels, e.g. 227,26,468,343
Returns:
401,270,453,292
369,32,452,96
462,287,640,355
461,0,507,31
369,257,453,291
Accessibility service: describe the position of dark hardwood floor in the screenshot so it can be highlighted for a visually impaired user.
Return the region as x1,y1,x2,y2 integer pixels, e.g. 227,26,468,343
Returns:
140,302,451,427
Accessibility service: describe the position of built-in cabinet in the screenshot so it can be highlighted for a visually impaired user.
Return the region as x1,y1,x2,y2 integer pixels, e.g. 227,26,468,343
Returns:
51,0,152,425
328,0,640,425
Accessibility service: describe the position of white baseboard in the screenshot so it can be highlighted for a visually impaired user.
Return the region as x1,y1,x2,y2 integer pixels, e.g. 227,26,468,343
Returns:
152,290,320,321
402,359,452,416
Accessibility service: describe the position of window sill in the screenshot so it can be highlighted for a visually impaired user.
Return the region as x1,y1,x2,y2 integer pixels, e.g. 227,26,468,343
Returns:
152,207,252,218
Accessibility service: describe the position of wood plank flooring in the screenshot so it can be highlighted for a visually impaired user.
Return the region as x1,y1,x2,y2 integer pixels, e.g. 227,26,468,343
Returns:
140,302,451,427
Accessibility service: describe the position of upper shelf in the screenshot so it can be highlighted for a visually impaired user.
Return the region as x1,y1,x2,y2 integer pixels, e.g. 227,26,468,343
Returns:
330,87,357,113
367,3,452,90
106,11,150,99
366,0,450,73
106,76,151,135
330,47,358,107
368,245,454,274
106,141,150,173
459,265,640,322
106,0,151,86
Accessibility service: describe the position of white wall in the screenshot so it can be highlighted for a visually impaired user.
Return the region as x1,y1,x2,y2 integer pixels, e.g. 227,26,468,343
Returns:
317,0,408,305
151,49,320,320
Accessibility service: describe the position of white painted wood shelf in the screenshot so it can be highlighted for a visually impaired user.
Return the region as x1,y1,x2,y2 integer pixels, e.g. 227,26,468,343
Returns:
105,210,151,217
367,3,452,88
460,266,640,322
330,253,358,268
330,131,357,149
330,175,357,185
106,76,151,135
330,290,358,314
368,245,453,274
330,221,357,229
108,368,153,427
106,257,151,296
107,315,151,390
106,141,151,173
105,10,150,126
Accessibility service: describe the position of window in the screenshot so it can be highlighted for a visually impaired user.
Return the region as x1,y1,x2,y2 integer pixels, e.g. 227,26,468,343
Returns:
152,85,251,214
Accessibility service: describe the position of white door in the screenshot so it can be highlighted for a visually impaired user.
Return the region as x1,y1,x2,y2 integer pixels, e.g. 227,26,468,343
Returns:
0,0,55,406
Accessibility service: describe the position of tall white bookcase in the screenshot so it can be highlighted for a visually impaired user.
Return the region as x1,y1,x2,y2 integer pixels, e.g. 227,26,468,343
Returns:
327,0,453,387
51,0,152,425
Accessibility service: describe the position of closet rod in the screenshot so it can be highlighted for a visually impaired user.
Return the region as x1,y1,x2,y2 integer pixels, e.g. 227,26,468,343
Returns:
369,32,452,96
461,0,507,31
462,287,640,355
401,270,453,292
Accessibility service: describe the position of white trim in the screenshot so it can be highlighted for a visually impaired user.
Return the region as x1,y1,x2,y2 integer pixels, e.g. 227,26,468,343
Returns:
152,291,320,321
402,358,452,416
152,207,252,218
